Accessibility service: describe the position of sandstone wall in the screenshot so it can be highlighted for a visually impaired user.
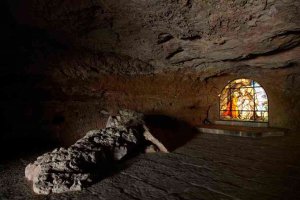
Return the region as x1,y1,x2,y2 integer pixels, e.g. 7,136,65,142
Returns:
12,65,297,146
1,0,300,148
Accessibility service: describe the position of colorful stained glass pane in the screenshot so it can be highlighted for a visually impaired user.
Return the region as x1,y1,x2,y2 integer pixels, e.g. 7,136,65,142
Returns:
220,79,268,122
254,87,268,111
229,78,252,88
253,81,261,87
220,87,229,110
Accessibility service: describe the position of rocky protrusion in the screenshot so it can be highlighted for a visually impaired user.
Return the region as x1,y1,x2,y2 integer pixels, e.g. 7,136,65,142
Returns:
25,110,168,195
157,33,174,44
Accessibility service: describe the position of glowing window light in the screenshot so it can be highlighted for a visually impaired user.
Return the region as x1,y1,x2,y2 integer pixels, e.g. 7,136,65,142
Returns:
220,79,268,122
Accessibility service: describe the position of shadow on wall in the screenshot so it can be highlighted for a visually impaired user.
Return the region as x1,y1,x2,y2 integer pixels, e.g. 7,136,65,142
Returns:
144,115,198,152
0,107,59,162
0,131,59,162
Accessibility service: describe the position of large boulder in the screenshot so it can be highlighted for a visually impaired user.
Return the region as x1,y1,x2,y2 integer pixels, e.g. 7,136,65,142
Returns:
25,110,168,195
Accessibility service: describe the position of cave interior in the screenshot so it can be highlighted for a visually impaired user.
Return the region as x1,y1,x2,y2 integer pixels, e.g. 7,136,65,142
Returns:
1,0,300,199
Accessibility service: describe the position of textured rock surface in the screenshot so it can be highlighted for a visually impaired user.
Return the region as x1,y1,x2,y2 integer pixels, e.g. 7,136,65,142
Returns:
1,0,300,156
1,133,300,199
25,110,167,195
6,0,300,74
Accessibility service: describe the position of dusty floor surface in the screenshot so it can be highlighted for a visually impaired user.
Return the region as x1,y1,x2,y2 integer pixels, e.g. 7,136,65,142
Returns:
1,133,300,200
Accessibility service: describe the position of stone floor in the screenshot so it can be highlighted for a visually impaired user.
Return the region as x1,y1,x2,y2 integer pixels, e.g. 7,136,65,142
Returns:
1,132,300,200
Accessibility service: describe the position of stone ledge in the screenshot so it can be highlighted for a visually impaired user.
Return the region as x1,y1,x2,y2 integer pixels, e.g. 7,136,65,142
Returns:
215,120,268,128
197,124,285,138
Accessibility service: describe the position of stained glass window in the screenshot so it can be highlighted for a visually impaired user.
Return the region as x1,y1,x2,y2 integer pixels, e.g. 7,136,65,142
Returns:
220,79,268,122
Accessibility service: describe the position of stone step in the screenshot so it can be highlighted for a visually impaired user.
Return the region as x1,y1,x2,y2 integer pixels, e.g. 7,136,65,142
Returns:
197,124,285,138
214,120,268,127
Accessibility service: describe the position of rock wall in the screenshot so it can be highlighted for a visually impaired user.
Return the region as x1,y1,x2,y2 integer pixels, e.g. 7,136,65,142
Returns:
1,0,300,149
1,47,299,147
7,0,300,70
21,62,299,145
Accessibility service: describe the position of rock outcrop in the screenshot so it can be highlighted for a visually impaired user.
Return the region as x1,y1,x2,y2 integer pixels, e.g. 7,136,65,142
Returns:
25,110,168,195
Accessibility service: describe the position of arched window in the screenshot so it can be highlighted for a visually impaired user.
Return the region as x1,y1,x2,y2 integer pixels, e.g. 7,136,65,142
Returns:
219,78,268,122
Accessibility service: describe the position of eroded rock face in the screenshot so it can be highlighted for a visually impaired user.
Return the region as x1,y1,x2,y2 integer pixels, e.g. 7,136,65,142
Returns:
6,0,300,75
25,110,168,195
2,0,300,161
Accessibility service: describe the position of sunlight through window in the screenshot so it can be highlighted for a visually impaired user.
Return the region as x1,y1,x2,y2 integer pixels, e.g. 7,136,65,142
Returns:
220,79,268,122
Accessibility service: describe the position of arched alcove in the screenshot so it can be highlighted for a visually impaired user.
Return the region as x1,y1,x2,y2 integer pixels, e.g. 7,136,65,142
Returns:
219,78,268,123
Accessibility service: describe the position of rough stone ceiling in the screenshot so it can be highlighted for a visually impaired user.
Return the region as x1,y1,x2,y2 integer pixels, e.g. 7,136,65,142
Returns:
8,0,300,76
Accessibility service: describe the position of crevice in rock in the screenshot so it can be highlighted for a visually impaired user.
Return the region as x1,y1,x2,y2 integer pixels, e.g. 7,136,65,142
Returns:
170,29,300,67
157,33,174,44
166,47,184,60
180,35,201,41
235,30,300,61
